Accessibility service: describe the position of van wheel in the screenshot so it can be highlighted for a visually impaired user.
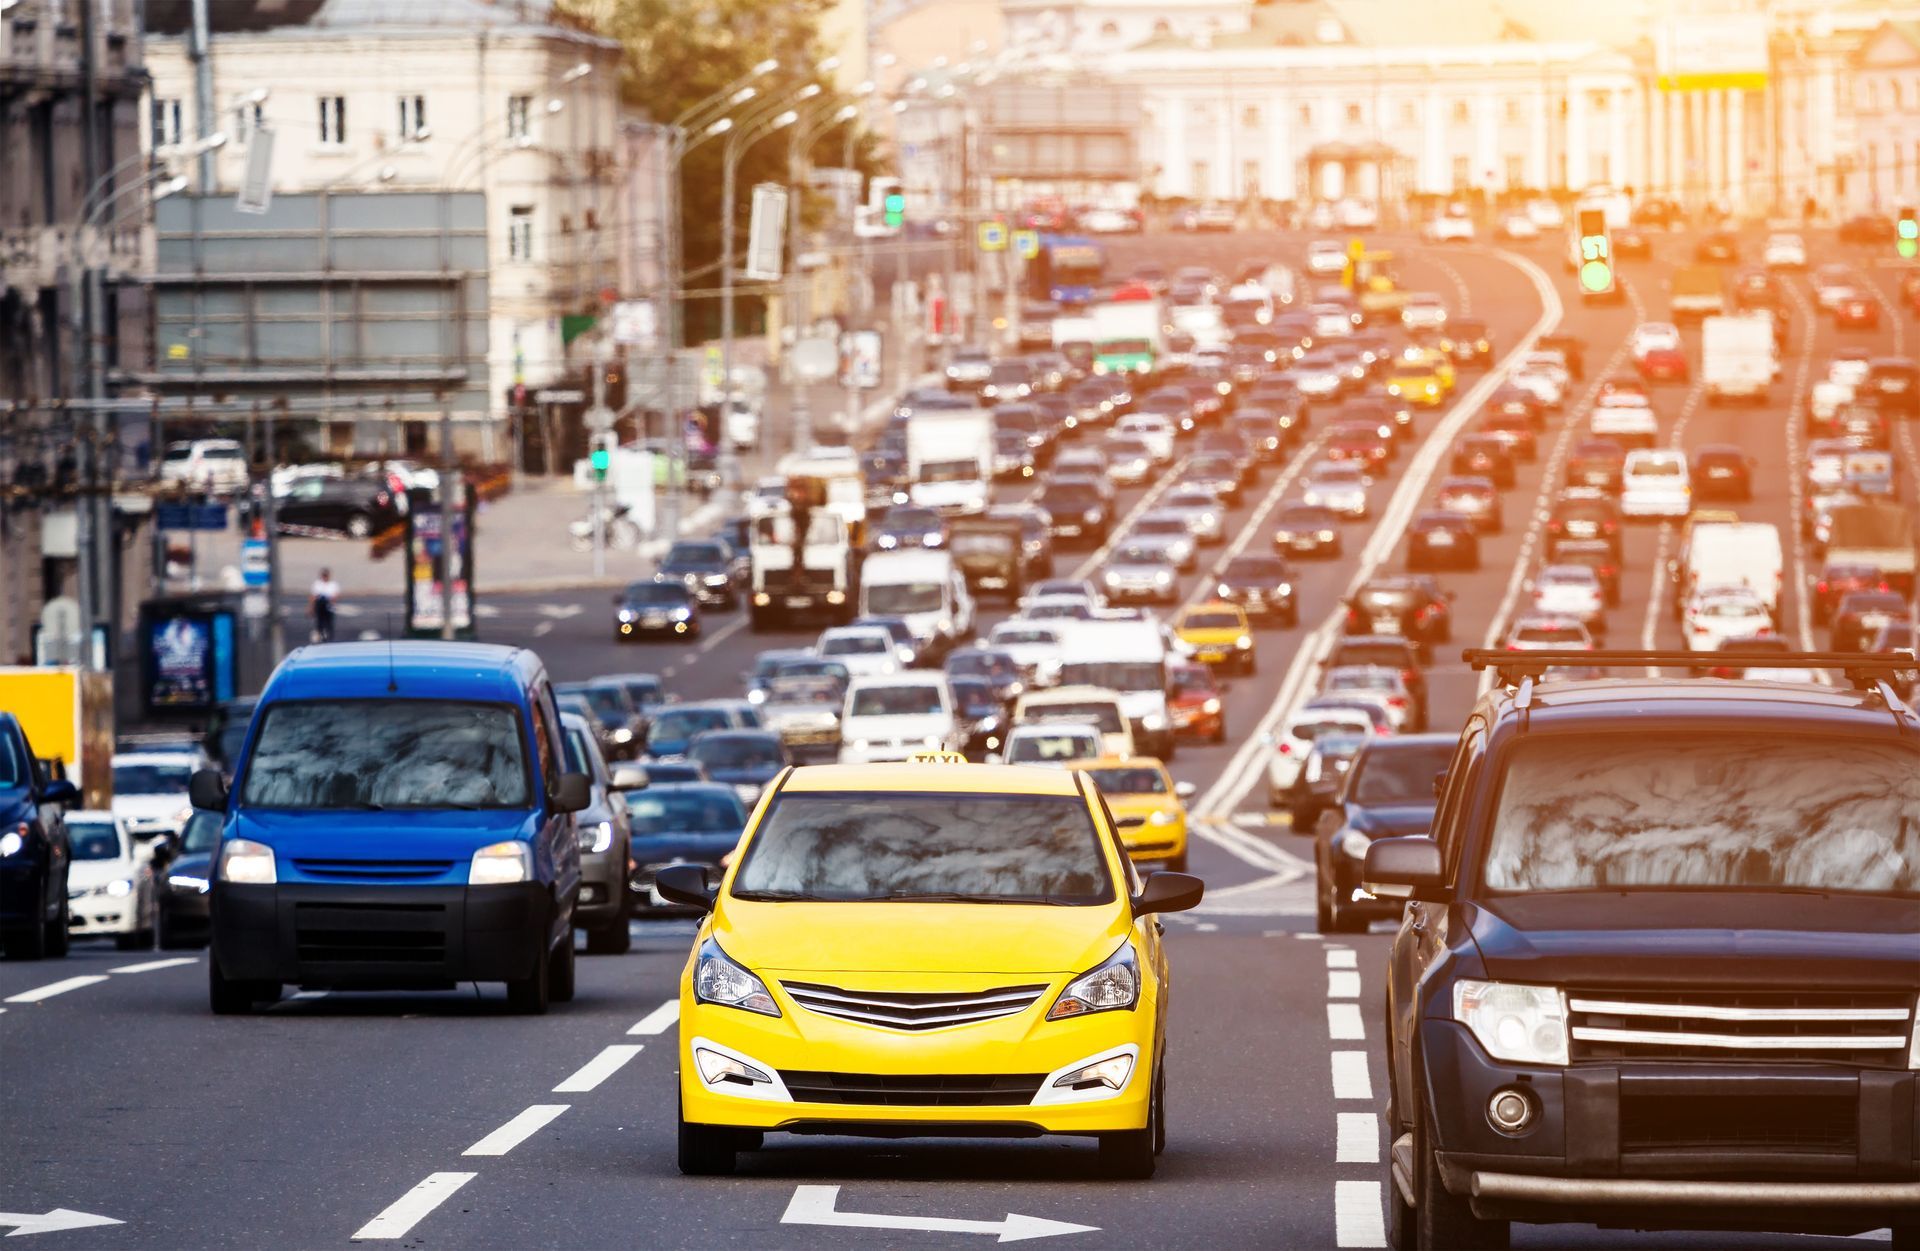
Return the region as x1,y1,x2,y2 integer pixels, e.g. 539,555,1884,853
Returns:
1096,1073,1158,1179
507,936,551,1015
3,917,45,960
209,953,276,1014
677,1096,738,1175
549,931,576,1003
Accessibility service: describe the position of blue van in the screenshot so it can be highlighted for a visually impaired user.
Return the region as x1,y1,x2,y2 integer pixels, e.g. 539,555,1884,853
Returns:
190,642,590,1014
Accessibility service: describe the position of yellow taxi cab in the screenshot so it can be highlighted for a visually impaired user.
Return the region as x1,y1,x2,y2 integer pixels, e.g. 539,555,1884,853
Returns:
1069,757,1194,874
657,754,1204,1178
1174,601,1256,675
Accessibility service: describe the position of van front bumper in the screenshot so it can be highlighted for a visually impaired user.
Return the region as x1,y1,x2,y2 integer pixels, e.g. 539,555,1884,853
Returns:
210,881,547,988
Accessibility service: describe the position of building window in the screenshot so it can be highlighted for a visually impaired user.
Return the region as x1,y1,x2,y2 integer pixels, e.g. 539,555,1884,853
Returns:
150,97,182,149
507,94,532,143
1191,160,1210,197
1346,101,1363,125
508,205,534,260
1505,154,1527,188
1242,159,1261,198
397,94,428,140
1298,102,1313,127
1451,98,1470,125
1241,105,1260,129
1451,154,1471,190
318,95,347,145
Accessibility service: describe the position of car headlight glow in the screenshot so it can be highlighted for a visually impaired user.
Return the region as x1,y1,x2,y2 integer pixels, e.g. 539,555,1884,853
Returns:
1235,634,1253,650
169,873,211,894
1053,1053,1134,1091
671,606,692,621
0,829,23,858
218,837,277,885
580,820,615,855
1154,570,1171,585
618,608,636,622
1453,979,1570,1066
1048,943,1140,1019
693,937,781,1017
467,840,531,886
747,688,768,704
106,878,133,897
1104,570,1122,586
1148,809,1178,826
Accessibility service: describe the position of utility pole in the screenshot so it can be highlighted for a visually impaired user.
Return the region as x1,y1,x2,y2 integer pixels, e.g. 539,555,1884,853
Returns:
263,403,282,661
189,0,216,192
588,340,613,579
438,400,455,641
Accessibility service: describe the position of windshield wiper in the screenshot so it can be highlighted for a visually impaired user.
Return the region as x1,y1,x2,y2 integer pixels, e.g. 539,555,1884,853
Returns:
730,889,832,902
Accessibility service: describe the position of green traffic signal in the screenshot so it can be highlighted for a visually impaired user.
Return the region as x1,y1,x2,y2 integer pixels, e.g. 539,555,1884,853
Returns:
590,445,610,479
1900,210,1918,258
1579,258,1614,293
883,192,905,229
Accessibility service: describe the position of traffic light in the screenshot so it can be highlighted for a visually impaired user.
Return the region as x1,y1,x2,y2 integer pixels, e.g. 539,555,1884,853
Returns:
1899,207,1917,260
589,433,612,482
1576,208,1614,296
883,191,905,230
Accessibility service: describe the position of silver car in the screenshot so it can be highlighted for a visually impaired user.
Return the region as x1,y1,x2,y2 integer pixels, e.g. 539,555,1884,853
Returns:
1101,542,1181,605
1301,463,1370,518
1159,485,1227,544
1128,512,1198,569
559,711,635,954
1106,437,1155,486
756,673,846,762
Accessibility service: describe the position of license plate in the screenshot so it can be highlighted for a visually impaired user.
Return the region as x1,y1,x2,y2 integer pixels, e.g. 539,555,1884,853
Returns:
1883,380,1910,391
787,596,813,608
1197,648,1229,663
1708,468,1732,477
641,613,668,627
1862,614,1892,628
980,577,1006,588
1427,532,1453,546
1373,616,1403,633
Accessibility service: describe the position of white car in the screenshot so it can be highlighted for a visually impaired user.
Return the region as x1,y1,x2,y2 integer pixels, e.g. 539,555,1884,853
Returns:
1104,437,1154,486
1629,322,1683,359
1525,198,1565,230
1318,666,1417,733
1589,394,1658,447
816,626,902,678
1302,463,1370,518
1160,485,1227,544
1828,355,1871,390
1811,264,1856,312
988,621,1065,687
1265,706,1376,806
1422,214,1475,243
1496,214,1540,241
110,750,205,841
1292,355,1346,398
1126,513,1199,570
1511,352,1571,406
1019,579,1102,612
1504,612,1594,651
1620,448,1692,518
1400,294,1449,332
1529,565,1607,632
158,439,250,494
1306,240,1349,276
837,672,959,763
1114,414,1176,462
1307,303,1355,340
1762,232,1807,269
1002,722,1103,767
1685,587,1775,652
1078,206,1134,234
1805,439,1853,491
1334,198,1379,229
63,810,156,949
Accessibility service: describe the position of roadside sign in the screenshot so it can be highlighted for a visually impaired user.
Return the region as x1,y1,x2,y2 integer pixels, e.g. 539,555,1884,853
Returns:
977,222,1007,252
1013,229,1040,259
745,182,789,281
240,537,269,588
234,126,275,215
534,389,584,405
610,299,657,347
840,330,883,389
156,502,228,531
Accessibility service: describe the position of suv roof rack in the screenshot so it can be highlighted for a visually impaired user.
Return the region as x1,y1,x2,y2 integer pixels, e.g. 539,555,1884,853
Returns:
1463,648,1917,695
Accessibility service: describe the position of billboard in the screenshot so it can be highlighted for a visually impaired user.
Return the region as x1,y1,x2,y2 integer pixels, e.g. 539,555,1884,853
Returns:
404,480,477,638
1657,15,1768,92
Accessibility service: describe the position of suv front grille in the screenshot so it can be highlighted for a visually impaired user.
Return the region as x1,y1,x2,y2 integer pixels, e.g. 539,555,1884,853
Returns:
780,1070,1045,1106
781,981,1048,1031
1568,989,1915,1067
1619,1092,1857,1156
293,901,448,964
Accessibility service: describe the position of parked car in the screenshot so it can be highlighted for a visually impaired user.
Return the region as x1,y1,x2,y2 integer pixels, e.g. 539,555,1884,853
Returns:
275,475,404,538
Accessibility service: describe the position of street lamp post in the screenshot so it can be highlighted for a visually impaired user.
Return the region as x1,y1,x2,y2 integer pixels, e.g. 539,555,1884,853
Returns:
784,99,860,454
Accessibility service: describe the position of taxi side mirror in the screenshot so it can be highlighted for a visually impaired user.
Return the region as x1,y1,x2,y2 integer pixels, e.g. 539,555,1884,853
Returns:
654,864,715,911
1133,870,1203,916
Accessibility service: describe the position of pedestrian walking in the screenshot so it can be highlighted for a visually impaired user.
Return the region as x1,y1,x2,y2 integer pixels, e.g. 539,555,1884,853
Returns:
310,567,341,642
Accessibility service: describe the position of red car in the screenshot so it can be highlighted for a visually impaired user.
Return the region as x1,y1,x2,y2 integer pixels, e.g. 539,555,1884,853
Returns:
1812,563,1892,626
1834,292,1881,330
1635,347,1689,382
1326,420,1394,472
1168,661,1225,743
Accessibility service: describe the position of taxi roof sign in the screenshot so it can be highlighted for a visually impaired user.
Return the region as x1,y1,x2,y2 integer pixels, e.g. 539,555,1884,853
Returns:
907,750,970,765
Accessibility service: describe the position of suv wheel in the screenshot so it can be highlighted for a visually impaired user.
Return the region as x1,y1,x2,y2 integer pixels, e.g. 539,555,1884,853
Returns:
1385,1093,1415,1250
585,891,633,955
1417,1089,1509,1249
45,894,69,957
507,932,552,1015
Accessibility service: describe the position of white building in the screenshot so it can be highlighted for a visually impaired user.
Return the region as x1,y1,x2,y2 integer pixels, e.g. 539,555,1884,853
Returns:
1844,19,1920,211
143,0,623,456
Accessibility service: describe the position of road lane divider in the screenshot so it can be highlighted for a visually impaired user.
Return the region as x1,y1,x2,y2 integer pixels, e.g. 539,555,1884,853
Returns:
351,1172,476,1242
553,1044,644,1094
1636,378,1709,669
1328,969,1361,999
1327,1003,1366,1040
4,975,109,1004
1326,948,1357,969
627,999,679,1036
109,956,199,975
1334,1180,1388,1249
1331,1051,1373,1100
461,1103,569,1157
1337,1112,1382,1165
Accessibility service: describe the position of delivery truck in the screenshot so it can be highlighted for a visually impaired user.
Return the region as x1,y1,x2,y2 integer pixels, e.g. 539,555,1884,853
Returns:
907,408,993,515
0,667,114,808
1701,314,1775,404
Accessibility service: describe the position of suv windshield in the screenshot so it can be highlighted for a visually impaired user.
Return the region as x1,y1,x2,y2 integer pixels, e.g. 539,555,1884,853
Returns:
1484,735,1920,896
649,708,731,745
240,700,531,809
1058,661,1163,692
850,685,945,718
733,791,1113,903
866,582,944,615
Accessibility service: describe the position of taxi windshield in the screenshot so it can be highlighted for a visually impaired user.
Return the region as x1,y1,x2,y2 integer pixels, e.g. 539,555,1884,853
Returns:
1084,767,1168,796
733,791,1114,904
1483,735,1920,897
1182,611,1242,631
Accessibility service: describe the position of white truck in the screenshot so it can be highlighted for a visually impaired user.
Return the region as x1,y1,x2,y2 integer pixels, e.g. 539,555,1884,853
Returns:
748,470,860,632
1679,522,1784,619
773,447,866,537
1700,315,1775,405
1091,299,1163,375
906,408,992,516
1169,303,1230,351
1051,313,1096,352
860,549,974,659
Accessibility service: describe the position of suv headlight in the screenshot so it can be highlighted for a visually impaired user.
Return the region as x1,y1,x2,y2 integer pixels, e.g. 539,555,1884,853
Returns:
1453,979,1569,1066
693,938,780,1017
0,826,25,858
579,820,614,854
1047,943,1139,1020
218,837,277,885
468,840,532,886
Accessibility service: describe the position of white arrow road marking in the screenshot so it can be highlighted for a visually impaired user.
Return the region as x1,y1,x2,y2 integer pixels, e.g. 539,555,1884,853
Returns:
351,1172,475,1241
0,1209,123,1237
4,976,108,1004
780,1185,1099,1243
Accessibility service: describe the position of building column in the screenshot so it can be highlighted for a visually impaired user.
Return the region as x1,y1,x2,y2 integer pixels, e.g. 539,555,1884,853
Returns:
1531,85,1550,188
1567,87,1589,191
1668,89,1687,202
1611,87,1630,191
1164,96,1187,196
1812,62,1838,209
1423,88,1445,192
1476,89,1498,189
1648,84,1666,196
1704,87,1724,204
1725,88,1745,213
1268,92,1294,202
1215,92,1235,199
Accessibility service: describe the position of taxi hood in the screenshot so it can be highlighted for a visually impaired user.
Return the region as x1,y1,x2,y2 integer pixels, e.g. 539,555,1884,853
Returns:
1464,893,1920,991
713,900,1132,976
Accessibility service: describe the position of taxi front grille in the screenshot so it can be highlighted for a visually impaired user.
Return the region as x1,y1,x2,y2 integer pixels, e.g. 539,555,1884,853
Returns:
781,981,1048,1031
780,1070,1045,1106
1568,990,1915,1067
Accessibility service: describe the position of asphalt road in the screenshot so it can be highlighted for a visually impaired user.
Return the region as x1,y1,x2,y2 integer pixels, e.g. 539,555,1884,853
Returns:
6,226,1912,1250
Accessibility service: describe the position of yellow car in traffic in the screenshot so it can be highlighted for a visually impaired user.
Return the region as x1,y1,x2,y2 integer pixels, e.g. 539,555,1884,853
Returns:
660,756,1204,1178
1175,601,1256,675
1070,757,1194,874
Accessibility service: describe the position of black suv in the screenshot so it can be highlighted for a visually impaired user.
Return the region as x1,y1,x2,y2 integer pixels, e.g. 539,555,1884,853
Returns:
276,475,404,538
1036,480,1111,546
0,714,79,959
1366,650,1920,1250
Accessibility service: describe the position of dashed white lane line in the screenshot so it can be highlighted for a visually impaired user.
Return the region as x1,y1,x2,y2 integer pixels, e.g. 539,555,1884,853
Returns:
1337,1112,1381,1164
1327,1003,1366,1040
552,1044,644,1093
462,1103,570,1156
627,999,679,1036
1331,1051,1374,1100
4,975,110,1003
1327,970,1361,999
1334,1179,1388,1248
1325,948,1357,969
109,956,199,975
351,1172,477,1241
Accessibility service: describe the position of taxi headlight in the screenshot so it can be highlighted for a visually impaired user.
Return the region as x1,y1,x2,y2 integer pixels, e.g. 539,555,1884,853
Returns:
1047,943,1140,1020
693,937,781,1017
1147,809,1178,826
618,608,636,623
580,820,615,854
1053,1053,1134,1091
468,840,531,886
1235,634,1253,650
218,838,277,885
106,878,133,897
1453,979,1569,1066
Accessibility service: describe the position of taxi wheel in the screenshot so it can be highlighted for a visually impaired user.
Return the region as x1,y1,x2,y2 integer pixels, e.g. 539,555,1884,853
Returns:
1151,1061,1167,1156
549,933,576,1004
1096,1076,1159,1179
677,1097,738,1176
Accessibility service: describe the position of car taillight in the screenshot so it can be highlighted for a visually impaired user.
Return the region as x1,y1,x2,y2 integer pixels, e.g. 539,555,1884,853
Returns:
1345,607,1360,624
1388,697,1407,708
1277,742,1292,754
1817,581,1829,593
1547,520,1562,532
1401,668,1417,684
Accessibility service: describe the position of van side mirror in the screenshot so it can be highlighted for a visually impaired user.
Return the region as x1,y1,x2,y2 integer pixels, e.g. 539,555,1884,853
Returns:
550,772,592,815
188,768,229,812
653,863,715,911
36,777,80,806
1362,835,1446,901
1133,870,1204,916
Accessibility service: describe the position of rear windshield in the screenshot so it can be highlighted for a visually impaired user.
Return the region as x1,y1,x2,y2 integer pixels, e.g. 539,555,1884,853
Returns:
1023,701,1125,734
688,735,784,770
733,791,1113,904
1084,766,1168,796
849,685,945,718
1351,741,1454,806
648,708,732,745
1183,611,1242,631
114,762,192,795
626,787,747,835
1484,735,1920,896
240,699,531,810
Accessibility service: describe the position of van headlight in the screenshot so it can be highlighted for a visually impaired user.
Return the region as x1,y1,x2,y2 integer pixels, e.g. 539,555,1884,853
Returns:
1047,943,1139,1019
693,938,780,1017
1142,712,1167,731
218,838,277,885
1453,979,1569,1066
468,840,532,886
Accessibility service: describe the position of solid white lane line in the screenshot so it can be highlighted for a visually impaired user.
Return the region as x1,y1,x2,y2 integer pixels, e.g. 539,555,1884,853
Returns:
461,1104,570,1156
4,975,109,1003
1327,970,1362,999
1337,1111,1381,1164
1325,948,1358,969
552,1044,644,1093
1334,1180,1388,1248
1327,1003,1366,1040
627,999,679,1036
351,1172,476,1242
1331,1051,1374,1099
109,956,198,975
1777,275,1832,661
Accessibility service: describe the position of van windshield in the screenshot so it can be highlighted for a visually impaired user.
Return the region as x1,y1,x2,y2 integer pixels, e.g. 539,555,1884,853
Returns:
1484,735,1920,896
1058,661,1164,693
866,582,944,615
239,700,532,810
